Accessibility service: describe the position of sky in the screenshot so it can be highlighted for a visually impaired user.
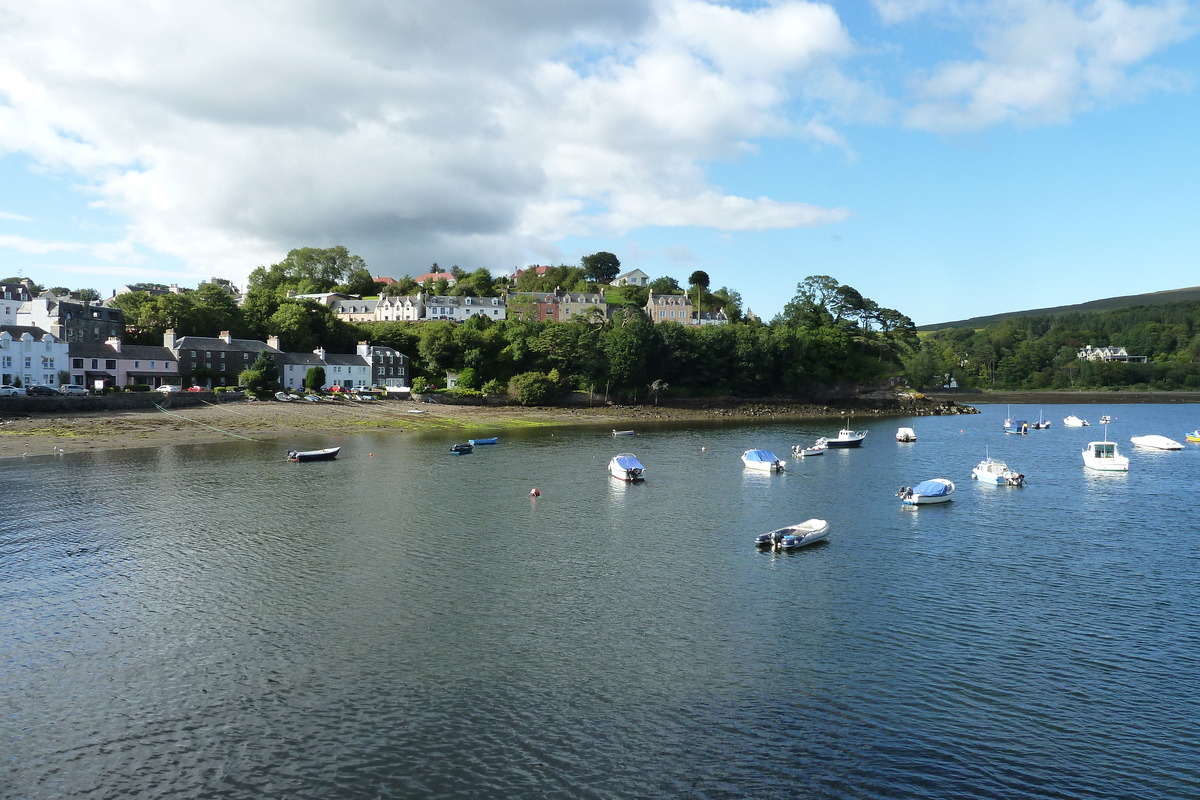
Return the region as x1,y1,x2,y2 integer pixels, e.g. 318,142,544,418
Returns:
0,0,1197,326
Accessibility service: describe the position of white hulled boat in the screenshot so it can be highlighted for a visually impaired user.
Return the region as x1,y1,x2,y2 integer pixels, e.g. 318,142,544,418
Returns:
1063,415,1089,427
742,449,786,472
898,479,955,505
1130,435,1183,451
608,453,646,481
972,455,1025,486
896,427,916,442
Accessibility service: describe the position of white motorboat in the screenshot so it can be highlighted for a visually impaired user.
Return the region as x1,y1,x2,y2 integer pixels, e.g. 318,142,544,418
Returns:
1031,411,1051,430
1130,435,1183,451
609,453,646,482
742,449,786,472
1063,415,1089,427
972,456,1025,486
819,419,868,448
898,479,955,505
792,442,826,457
1099,415,1112,425
896,427,916,442
754,519,829,550
612,429,636,437
1082,439,1129,472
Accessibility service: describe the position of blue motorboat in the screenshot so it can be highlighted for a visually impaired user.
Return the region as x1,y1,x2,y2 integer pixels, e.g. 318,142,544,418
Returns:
468,437,498,445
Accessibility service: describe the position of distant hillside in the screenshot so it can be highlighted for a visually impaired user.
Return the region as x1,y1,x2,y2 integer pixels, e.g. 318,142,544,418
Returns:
917,286,1200,331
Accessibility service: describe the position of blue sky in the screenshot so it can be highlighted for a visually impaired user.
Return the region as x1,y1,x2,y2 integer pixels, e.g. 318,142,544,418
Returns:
1,0,1196,326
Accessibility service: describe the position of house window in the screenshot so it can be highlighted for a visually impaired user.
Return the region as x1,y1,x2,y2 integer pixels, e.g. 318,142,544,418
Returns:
220,352,225,359
660,311,666,318
106,360,116,370
73,358,83,368
191,351,197,357
91,359,98,369
150,361,155,369
134,361,140,369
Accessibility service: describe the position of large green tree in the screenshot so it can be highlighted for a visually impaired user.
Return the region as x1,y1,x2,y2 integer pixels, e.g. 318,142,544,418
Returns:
581,251,621,284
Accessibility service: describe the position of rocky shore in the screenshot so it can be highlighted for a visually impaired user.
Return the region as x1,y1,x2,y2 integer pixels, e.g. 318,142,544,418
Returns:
0,391,976,459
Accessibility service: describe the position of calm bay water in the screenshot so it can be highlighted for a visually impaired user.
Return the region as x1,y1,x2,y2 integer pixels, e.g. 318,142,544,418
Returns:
3,403,1200,799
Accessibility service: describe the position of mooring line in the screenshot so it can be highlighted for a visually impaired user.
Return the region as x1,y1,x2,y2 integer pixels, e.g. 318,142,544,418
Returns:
155,404,259,441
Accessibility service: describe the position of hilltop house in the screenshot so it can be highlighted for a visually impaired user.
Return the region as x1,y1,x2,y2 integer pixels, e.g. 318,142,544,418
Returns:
1,281,36,325
614,269,649,287
17,294,126,343
645,292,693,324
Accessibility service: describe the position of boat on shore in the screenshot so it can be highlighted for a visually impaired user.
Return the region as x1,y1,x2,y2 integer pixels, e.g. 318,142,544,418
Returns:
287,446,340,462
972,455,1025,486
754,519,829,550
898,479,955,505
1130,435,1183,451
609,453,646,482
742,449,786,472
896,427,916,442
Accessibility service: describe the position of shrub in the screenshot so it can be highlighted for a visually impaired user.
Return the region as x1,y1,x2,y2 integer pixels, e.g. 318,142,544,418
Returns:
411,376,429,393
481,378,506,396
510,371,557,406
124,384,151,392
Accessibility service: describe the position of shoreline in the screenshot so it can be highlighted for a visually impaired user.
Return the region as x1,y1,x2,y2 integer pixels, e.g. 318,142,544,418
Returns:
1,396,968,459
8,388,1194,459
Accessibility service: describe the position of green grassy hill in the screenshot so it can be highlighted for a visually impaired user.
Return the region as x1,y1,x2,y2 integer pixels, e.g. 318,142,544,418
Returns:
917,286,1200,331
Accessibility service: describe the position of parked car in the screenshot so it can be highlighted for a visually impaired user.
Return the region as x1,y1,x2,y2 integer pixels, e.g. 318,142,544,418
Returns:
186,386,205,392
58,384,89,396
25,385,58,396
0,384,21,396
156,384,181,393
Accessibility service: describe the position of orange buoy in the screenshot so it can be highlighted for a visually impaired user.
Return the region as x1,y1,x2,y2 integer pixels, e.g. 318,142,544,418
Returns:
530,487,541,497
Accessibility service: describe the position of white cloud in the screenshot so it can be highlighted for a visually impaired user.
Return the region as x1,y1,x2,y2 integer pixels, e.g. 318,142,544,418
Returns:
0,0,1192,287
898,0,1194,132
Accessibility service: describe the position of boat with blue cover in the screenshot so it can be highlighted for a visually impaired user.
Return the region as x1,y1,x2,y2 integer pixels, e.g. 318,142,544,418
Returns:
609,453,646,482
741,449,786,472
468,437,498,445
898,479,955,505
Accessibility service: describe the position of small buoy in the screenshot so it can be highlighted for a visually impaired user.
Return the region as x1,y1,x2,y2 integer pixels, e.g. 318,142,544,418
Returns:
369,453,373,457
530,487,541,497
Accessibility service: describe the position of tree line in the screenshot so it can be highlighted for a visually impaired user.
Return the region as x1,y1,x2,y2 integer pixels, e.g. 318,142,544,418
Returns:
94,247,920,402
906,302,1200,391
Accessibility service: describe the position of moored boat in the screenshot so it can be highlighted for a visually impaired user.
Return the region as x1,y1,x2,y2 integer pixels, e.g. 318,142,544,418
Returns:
792,442,826,457
287,446,340,462
820,419,867,448
972,456,1024,486
1003,418,1029,434
609,453,646,482
1063,415,1089,427
1031,411,1051,430
612,429,636,437
1187,430,1200,443
1082,439,1128,471
896,427,916,442
1130,435,1183,451
468,437,499,445
742,449,786,472
450,442,474,454
754,519,829,550
898,479,955,505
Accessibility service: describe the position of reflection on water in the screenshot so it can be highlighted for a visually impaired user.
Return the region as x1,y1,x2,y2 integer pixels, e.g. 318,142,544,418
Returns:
3,404,1200,798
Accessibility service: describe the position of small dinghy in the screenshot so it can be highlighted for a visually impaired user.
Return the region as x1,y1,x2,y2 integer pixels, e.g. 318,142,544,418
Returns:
612,429,636,437
287,447,340,462
755,519,829,550
468,437,498,445
792,442,826,457
450,443,474,455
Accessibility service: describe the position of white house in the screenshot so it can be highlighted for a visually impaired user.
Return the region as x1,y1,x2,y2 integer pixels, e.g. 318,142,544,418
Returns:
614,269,650,287
0,327,70,387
